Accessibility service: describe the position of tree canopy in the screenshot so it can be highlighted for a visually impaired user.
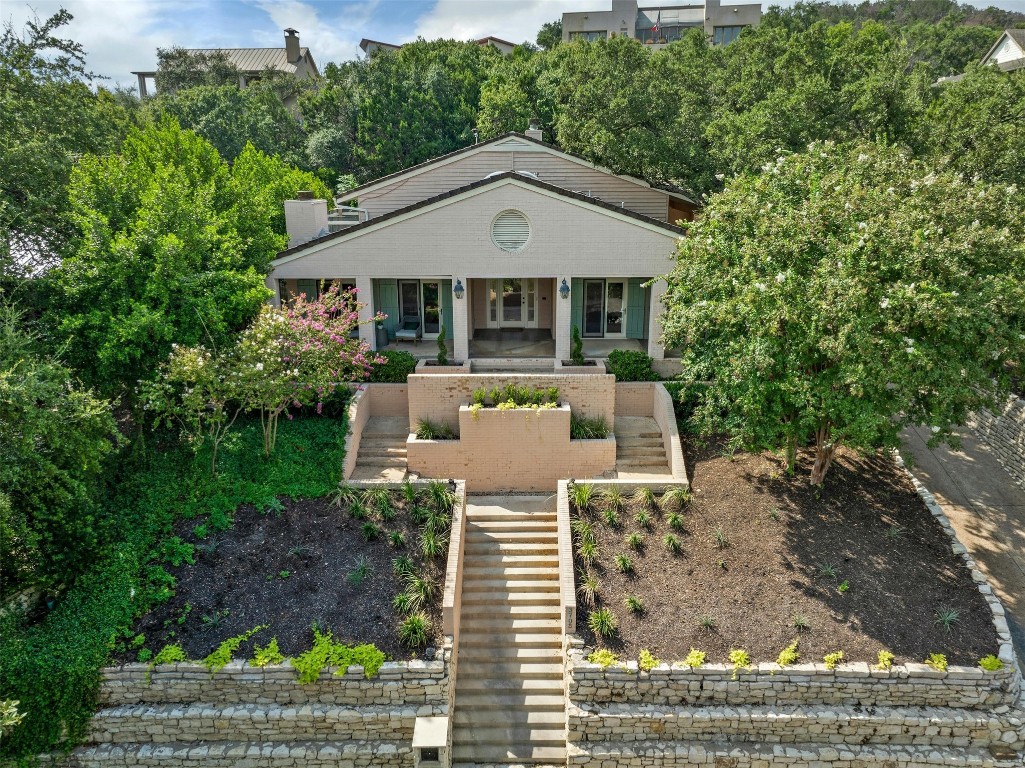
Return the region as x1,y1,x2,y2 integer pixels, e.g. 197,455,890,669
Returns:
661,141,1025,484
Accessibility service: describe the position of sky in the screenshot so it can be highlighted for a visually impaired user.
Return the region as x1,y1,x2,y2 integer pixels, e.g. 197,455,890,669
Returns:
4,0,1025,89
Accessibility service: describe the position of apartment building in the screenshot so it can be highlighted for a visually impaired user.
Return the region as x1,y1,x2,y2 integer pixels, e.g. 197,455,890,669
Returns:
562,0,762,47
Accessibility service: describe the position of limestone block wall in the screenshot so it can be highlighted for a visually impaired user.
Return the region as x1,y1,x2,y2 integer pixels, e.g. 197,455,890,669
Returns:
407,405,616,492
969,395,1025,489
406,373,616,433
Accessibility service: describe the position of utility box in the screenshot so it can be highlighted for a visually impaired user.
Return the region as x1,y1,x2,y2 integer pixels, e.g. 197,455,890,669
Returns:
413,716,449,768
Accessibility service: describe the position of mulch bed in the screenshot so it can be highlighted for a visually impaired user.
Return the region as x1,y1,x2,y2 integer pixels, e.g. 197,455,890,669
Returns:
117,493,447,664
575,438,999,666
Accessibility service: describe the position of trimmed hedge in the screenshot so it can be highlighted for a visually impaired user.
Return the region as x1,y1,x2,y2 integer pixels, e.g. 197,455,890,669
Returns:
606,349,660,381
369,350,418,382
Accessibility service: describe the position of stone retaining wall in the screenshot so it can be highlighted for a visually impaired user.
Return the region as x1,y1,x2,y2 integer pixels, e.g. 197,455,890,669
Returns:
969,395,1025,489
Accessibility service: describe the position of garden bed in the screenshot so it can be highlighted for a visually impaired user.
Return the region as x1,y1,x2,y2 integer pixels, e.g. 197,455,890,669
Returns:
572,438,1000,667
116,482,454,665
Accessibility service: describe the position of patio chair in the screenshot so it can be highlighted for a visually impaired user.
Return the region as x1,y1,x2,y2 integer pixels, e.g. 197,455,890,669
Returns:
395,317,423,344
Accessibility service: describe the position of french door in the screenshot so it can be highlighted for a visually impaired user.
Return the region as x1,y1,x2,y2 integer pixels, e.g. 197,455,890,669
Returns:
399,279,442,338
583,279,627,338
487,278,537,329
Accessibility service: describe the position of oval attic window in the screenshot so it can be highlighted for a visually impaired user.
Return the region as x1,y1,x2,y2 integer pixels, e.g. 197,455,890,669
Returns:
491,210,530,252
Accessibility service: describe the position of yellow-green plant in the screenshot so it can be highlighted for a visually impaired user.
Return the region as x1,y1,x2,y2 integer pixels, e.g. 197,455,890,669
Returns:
925,653,947,672
979,654,1004,672
776,640,800,667
729,648,751,679
683,648,706,668
587,649,620,668
145,644,188,684
874,650,895,671
638,649,659,671
202,626,266,676
251,638,285,667
823,650,844,670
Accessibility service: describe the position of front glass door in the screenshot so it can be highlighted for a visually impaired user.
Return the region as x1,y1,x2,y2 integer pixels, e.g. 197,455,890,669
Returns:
422,281,441,335
502,278,523,327
583,279,605,336
605,280,626,338
399,280,420,326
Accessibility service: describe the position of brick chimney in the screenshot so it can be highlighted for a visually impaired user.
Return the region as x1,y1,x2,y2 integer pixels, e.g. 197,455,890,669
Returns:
525,118,544,142
284,28,300,63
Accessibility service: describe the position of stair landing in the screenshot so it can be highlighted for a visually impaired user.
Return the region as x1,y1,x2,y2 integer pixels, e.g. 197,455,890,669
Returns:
351,416,409,481
612,416,672,479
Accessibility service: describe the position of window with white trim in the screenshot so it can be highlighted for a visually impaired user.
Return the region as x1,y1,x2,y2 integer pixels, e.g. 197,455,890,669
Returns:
491,209,531,252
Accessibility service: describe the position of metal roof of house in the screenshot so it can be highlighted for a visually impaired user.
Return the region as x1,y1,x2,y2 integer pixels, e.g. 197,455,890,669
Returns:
274,170,685,262
186,47,312,73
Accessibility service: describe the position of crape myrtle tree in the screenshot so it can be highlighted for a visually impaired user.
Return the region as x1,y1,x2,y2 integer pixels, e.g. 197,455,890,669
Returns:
662,141,1025,485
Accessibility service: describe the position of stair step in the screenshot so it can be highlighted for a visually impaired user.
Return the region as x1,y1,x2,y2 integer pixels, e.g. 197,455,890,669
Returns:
454,725,565,745
464,555,559,567
359,435,408,444
464,543,559,554
616,459,669,469
465,530,558,542
453,693,565,710
360,447,408,458
616,436,663,447
467,520,557,532
455,708,564,726
460,633,562,648
456,662,563,679
458,677,564,693
68,740,410,767
466,511,557,523
461,617,561,631
452,744,566,763
459,646,562,663
462,607,561,623
463,580,559,593
356,456,408,467
463,566,559,578
616,446,665,457
463,591,559,604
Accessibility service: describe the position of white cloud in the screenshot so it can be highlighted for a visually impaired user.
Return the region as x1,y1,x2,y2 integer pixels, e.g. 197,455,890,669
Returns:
251,0,378,66
2,0,190,88
413,0,592,46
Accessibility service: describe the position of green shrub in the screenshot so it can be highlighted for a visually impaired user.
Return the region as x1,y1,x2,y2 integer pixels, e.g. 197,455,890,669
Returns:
823,650,845,670
606,349,659,381
436,325,448,365
369,350,418,382
979,654,1004,671
776,640,800,667
587,648,619,668
924,653,947,672
478,383,560,407
683,648,706,668
416,418,457,440
638,649,659,671
251,638,284,667
875,649,895,671
570,413,610,439
290,626,385,683
398,612,431,647
729,648,751,679
570,325,585,365
202,626,266,676
588,607,618,639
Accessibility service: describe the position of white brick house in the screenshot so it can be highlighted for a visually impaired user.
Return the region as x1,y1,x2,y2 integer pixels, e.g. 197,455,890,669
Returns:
266,132,696,363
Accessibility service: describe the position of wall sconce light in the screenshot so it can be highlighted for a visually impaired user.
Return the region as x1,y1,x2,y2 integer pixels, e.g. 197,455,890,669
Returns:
453,279,465,299
559,279,570,299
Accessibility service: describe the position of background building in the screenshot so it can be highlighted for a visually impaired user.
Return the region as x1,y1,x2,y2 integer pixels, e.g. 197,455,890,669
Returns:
562,0,762,47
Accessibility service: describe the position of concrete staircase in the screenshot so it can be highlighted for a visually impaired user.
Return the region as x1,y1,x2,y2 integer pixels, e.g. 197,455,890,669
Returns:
613,417,670,479
452,497,567,767
352,416,408,481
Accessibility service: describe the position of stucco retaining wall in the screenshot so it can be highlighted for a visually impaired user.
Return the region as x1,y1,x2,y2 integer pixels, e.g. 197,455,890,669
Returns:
407,405,616,492
406,373,616,432
969,395,1025,490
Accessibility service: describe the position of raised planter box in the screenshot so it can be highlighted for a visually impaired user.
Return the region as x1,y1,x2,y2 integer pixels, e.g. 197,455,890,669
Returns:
415,360,471,374
556,359,607,374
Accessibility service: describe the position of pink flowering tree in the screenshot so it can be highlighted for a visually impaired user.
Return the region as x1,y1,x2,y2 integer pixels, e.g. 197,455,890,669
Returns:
236,284,383,457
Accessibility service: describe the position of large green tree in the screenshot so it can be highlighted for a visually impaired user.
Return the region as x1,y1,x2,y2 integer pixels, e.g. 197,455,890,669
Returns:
662,141,1025,484
0,300,118,591
48,120,327,397
0,11,135,278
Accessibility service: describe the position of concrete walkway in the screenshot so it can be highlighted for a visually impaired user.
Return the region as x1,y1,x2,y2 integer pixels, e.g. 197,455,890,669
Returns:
902,426,1025,664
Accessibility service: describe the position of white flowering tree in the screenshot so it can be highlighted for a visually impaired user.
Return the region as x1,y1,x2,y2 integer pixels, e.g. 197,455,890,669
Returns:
662,141,1025,484
236,283,381,457
143,344,245,476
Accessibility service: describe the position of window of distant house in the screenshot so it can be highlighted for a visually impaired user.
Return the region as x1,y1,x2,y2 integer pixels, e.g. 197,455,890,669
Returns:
713,26,745,45
569,30,606,42
636,23,697,44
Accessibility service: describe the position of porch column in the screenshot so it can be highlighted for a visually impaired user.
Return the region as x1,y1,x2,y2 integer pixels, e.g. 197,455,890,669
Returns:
555,275,573,361
356,276,376,351
452,275,469,362
647,278,666,360
266,274,281,308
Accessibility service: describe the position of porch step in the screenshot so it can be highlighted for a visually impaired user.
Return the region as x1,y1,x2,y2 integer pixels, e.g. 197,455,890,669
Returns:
616,436,664,448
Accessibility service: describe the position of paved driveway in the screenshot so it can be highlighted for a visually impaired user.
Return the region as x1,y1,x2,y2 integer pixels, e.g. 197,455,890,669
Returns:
902,426,1025,664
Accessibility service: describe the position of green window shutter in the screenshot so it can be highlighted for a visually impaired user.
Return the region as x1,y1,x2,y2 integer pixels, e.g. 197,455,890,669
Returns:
571,278,583,335
441,280,454,339
296,279,318,300
378,280,399,338
626,279,646,339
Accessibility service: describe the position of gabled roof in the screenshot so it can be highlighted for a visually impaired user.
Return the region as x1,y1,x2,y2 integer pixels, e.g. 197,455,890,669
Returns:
981,29,1025,66
133,48,318,78
274,170,684,263
477,36,517,48
338,132,698,207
